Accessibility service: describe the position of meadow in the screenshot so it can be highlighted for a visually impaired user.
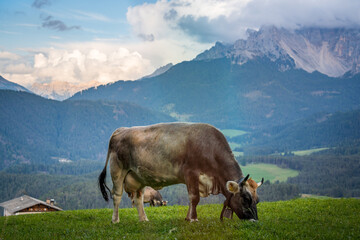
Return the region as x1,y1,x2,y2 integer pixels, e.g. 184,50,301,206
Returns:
1,198,359,239
241,163,299,183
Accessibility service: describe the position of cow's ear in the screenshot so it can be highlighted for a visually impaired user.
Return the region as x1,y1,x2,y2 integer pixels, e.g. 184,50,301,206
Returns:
226,181,240,194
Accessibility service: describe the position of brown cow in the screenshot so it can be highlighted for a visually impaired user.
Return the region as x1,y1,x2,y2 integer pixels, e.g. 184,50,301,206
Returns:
98,123,263,223
129,186,167,207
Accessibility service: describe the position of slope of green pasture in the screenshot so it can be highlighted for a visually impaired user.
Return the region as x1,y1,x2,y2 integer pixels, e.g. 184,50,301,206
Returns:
241,163,299,183
292,148,329,156
1,199,359,239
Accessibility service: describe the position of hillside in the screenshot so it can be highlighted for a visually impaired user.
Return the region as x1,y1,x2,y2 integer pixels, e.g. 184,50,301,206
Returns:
234,109,360,155
1,199,359,239
0,76,30,93
0,90,174,168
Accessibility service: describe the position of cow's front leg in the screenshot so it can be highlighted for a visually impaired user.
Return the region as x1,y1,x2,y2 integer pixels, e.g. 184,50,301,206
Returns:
185,174,200,222
133,188,149,221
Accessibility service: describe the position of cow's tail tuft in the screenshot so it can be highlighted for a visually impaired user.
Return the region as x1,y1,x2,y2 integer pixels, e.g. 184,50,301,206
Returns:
98,149,112,202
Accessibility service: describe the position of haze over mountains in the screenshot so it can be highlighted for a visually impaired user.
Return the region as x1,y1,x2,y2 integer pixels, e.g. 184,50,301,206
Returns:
30,80,102,101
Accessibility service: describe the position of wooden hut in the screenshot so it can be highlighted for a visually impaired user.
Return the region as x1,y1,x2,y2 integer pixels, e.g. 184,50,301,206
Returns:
0,195,62,216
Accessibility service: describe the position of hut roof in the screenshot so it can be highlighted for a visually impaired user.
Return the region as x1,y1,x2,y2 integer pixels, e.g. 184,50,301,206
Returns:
0,195,62,214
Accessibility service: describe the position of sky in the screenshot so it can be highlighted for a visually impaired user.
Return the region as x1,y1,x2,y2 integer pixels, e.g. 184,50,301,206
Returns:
1,0,360,90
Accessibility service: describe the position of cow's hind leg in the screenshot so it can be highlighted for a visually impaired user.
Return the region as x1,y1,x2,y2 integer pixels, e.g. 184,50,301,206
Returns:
133,188,149,221
110,153,128,223
185,174,200,222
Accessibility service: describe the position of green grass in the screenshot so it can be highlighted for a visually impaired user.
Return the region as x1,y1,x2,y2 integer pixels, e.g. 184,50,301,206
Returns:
221,129,247,138
241,163,299,183
1,199,359,239
292,148,329,156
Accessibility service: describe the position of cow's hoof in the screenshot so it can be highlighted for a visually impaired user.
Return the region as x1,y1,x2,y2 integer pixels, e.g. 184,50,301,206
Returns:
189,219,198,223
112,219,119,224
140,218,149,222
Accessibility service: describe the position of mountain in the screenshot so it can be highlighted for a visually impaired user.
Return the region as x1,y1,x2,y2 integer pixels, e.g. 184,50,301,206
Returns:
29,80,102,101
196,26,360,77
70,56,360,130
142,63,174,79
0,75,31,93
0,90,174,169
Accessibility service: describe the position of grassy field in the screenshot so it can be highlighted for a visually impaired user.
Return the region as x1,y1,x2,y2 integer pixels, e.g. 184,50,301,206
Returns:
272,148,330,156
228,141,242,150
1,198,359,239
221,129,247,138
241,163,299,183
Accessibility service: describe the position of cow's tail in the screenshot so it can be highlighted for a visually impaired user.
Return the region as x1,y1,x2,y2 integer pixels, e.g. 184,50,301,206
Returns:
98,148,112,202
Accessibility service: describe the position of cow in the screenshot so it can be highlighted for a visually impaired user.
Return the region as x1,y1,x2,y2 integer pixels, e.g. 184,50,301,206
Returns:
98,122,264,223
128,186,167,207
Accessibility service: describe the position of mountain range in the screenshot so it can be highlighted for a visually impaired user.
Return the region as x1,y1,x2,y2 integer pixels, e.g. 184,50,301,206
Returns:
70,59,360,130
29,80,102,101
68,26,360,130
196,26,360,77
21,26,360,100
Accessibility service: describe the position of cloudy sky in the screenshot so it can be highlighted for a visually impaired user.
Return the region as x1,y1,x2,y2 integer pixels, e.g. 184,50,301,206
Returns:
1,0,360,91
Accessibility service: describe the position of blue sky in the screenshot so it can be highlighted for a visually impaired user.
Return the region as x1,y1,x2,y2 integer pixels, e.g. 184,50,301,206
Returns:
1,0,360,91
0,0,145,51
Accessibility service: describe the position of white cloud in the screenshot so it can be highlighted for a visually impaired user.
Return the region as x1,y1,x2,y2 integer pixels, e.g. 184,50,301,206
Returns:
31,46,152,85
2,73,36,87
1,45,154,92
127,0,360,43
0,51,20,60
4,63,33,74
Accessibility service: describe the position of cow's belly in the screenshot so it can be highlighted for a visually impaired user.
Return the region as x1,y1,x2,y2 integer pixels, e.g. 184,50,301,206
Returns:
134,164,182,188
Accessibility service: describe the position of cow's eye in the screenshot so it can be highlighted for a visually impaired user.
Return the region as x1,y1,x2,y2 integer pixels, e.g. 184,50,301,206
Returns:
243,195,251,204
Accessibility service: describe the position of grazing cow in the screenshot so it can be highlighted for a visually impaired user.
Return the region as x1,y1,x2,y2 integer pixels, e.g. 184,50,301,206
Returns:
128,186,167,207
99,123,263,223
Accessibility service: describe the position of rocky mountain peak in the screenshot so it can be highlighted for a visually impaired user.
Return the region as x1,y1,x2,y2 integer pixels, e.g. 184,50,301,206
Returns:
195,26,360,77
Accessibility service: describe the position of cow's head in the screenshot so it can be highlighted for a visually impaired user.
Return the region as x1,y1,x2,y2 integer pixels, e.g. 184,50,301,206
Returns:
224,174,264,221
